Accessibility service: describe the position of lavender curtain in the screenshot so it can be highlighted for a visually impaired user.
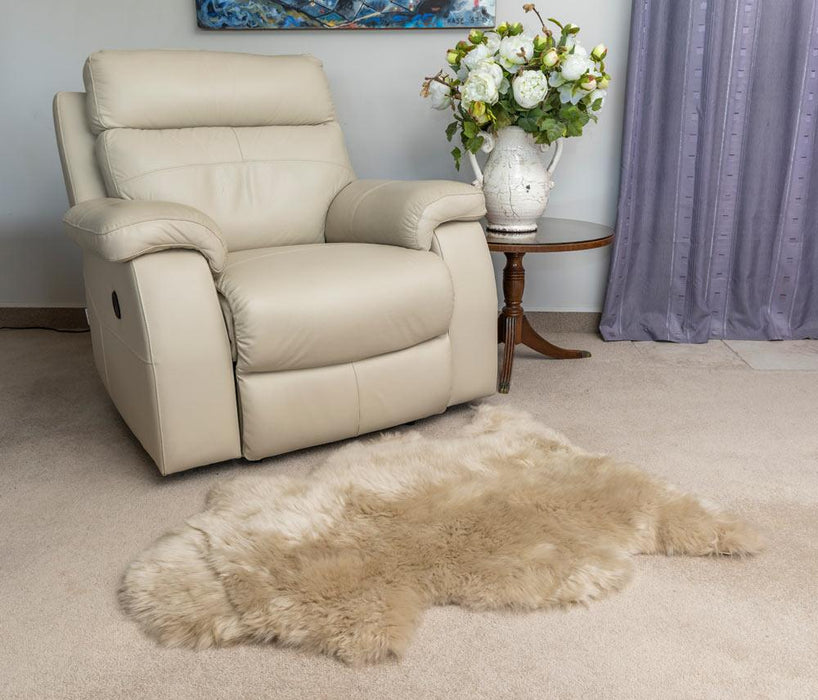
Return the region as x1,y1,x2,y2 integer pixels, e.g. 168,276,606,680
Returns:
601,0,818,341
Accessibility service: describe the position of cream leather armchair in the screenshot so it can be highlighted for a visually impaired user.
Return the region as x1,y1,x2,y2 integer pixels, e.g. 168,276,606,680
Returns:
54,50,497,475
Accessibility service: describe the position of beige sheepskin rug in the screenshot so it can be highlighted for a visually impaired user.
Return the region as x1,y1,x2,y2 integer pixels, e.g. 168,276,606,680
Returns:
120,406,763,664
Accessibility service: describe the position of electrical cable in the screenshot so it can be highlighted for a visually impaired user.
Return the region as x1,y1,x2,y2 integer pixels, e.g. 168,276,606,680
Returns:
0,326,90,333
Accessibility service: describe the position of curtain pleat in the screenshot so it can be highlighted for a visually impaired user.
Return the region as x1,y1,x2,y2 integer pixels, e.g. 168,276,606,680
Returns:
600,0,818,341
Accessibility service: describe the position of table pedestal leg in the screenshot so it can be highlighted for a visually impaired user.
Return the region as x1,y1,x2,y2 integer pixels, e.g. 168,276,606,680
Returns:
521,317,591,360
497,251,591,393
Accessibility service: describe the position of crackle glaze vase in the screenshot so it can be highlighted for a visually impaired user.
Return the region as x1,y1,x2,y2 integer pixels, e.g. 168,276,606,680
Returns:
469,126,563,238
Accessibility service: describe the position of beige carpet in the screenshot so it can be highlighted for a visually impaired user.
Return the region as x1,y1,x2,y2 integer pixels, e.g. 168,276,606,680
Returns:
1,318,817,699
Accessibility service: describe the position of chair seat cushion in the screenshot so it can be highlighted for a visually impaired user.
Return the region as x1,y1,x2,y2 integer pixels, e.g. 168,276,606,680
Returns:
217,243,454,372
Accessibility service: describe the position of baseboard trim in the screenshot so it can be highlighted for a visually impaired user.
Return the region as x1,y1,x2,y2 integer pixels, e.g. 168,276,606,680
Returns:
0,307,89,330
526,311,601,333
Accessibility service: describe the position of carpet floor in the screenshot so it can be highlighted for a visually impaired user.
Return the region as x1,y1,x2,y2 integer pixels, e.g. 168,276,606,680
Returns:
1,317,816,699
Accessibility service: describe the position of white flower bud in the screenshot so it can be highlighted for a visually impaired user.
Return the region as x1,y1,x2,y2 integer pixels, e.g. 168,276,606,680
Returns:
542,49,560,68
579,74,597,92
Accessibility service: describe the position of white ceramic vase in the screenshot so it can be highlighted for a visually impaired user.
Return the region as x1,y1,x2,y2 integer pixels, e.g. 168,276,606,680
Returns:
469,126,563,238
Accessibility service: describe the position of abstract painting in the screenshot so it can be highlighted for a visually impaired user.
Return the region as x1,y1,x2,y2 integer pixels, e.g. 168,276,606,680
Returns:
196,0,495,30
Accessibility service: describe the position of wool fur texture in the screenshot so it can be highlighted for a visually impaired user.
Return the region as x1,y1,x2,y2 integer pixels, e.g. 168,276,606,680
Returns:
120,406,763,664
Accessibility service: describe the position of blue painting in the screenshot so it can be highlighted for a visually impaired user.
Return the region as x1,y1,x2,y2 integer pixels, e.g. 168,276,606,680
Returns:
196,0,495,29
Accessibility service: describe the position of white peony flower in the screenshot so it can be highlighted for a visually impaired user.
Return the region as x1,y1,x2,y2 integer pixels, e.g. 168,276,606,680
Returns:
474,59,503,88
512,70,549,109
485,33,501,55
461,68,500,106
498,34,535,73
428,80,452,110
571,42,588,57
462,43,491,71
561,53,593,81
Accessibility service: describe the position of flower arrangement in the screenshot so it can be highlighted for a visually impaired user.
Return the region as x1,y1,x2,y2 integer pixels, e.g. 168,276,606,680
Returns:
421,4,610,168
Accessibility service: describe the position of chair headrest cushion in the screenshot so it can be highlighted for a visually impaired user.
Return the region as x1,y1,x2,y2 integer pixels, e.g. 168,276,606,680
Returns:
84,50,335,134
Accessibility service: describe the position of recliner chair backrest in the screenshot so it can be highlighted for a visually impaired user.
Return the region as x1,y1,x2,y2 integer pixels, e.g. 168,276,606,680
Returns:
61,50,355,251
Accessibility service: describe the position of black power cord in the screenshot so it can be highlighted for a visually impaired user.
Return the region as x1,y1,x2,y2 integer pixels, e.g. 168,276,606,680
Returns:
0,326,90,333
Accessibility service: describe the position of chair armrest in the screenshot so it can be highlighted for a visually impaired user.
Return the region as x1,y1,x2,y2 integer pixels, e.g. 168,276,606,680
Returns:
63,198,228,274
325,179,486,251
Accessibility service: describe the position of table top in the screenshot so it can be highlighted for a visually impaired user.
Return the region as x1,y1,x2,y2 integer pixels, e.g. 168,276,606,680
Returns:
485,217,614,253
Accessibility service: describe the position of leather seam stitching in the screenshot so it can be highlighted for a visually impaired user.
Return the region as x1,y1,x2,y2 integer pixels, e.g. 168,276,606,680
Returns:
105,243,221,270
129,261,168,471
67,215,219,237
350,361,362,436
443,332,455,406
219,243,340,271
112,158,354,186
98,322,151,364
348,181,392,235
344,187,484,249
230,127,246,161
416,194,486,245
234,331,450,375
431,232,457,407
85,288,111,386
99,135,123,198
66,217,227,271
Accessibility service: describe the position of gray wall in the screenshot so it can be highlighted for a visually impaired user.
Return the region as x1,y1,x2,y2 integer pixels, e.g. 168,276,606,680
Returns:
0,0,631,310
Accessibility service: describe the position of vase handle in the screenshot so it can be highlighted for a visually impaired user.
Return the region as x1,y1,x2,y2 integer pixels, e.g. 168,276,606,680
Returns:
468,133,496,188
542,138,564,176
468,151,483,188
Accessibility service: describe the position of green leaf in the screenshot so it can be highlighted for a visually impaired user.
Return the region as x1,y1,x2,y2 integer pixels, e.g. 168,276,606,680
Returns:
463,120,479,138
591,98,603,111
517,116,538,133
465,135,485,153
555,103,587,137
451,146,462,170
565,120,583,137
493,104,512,129
538,116,565,143
559,103,581,121
445,121,458,142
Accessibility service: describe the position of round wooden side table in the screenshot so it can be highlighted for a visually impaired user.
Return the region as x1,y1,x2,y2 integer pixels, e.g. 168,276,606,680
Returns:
486,218,614,393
